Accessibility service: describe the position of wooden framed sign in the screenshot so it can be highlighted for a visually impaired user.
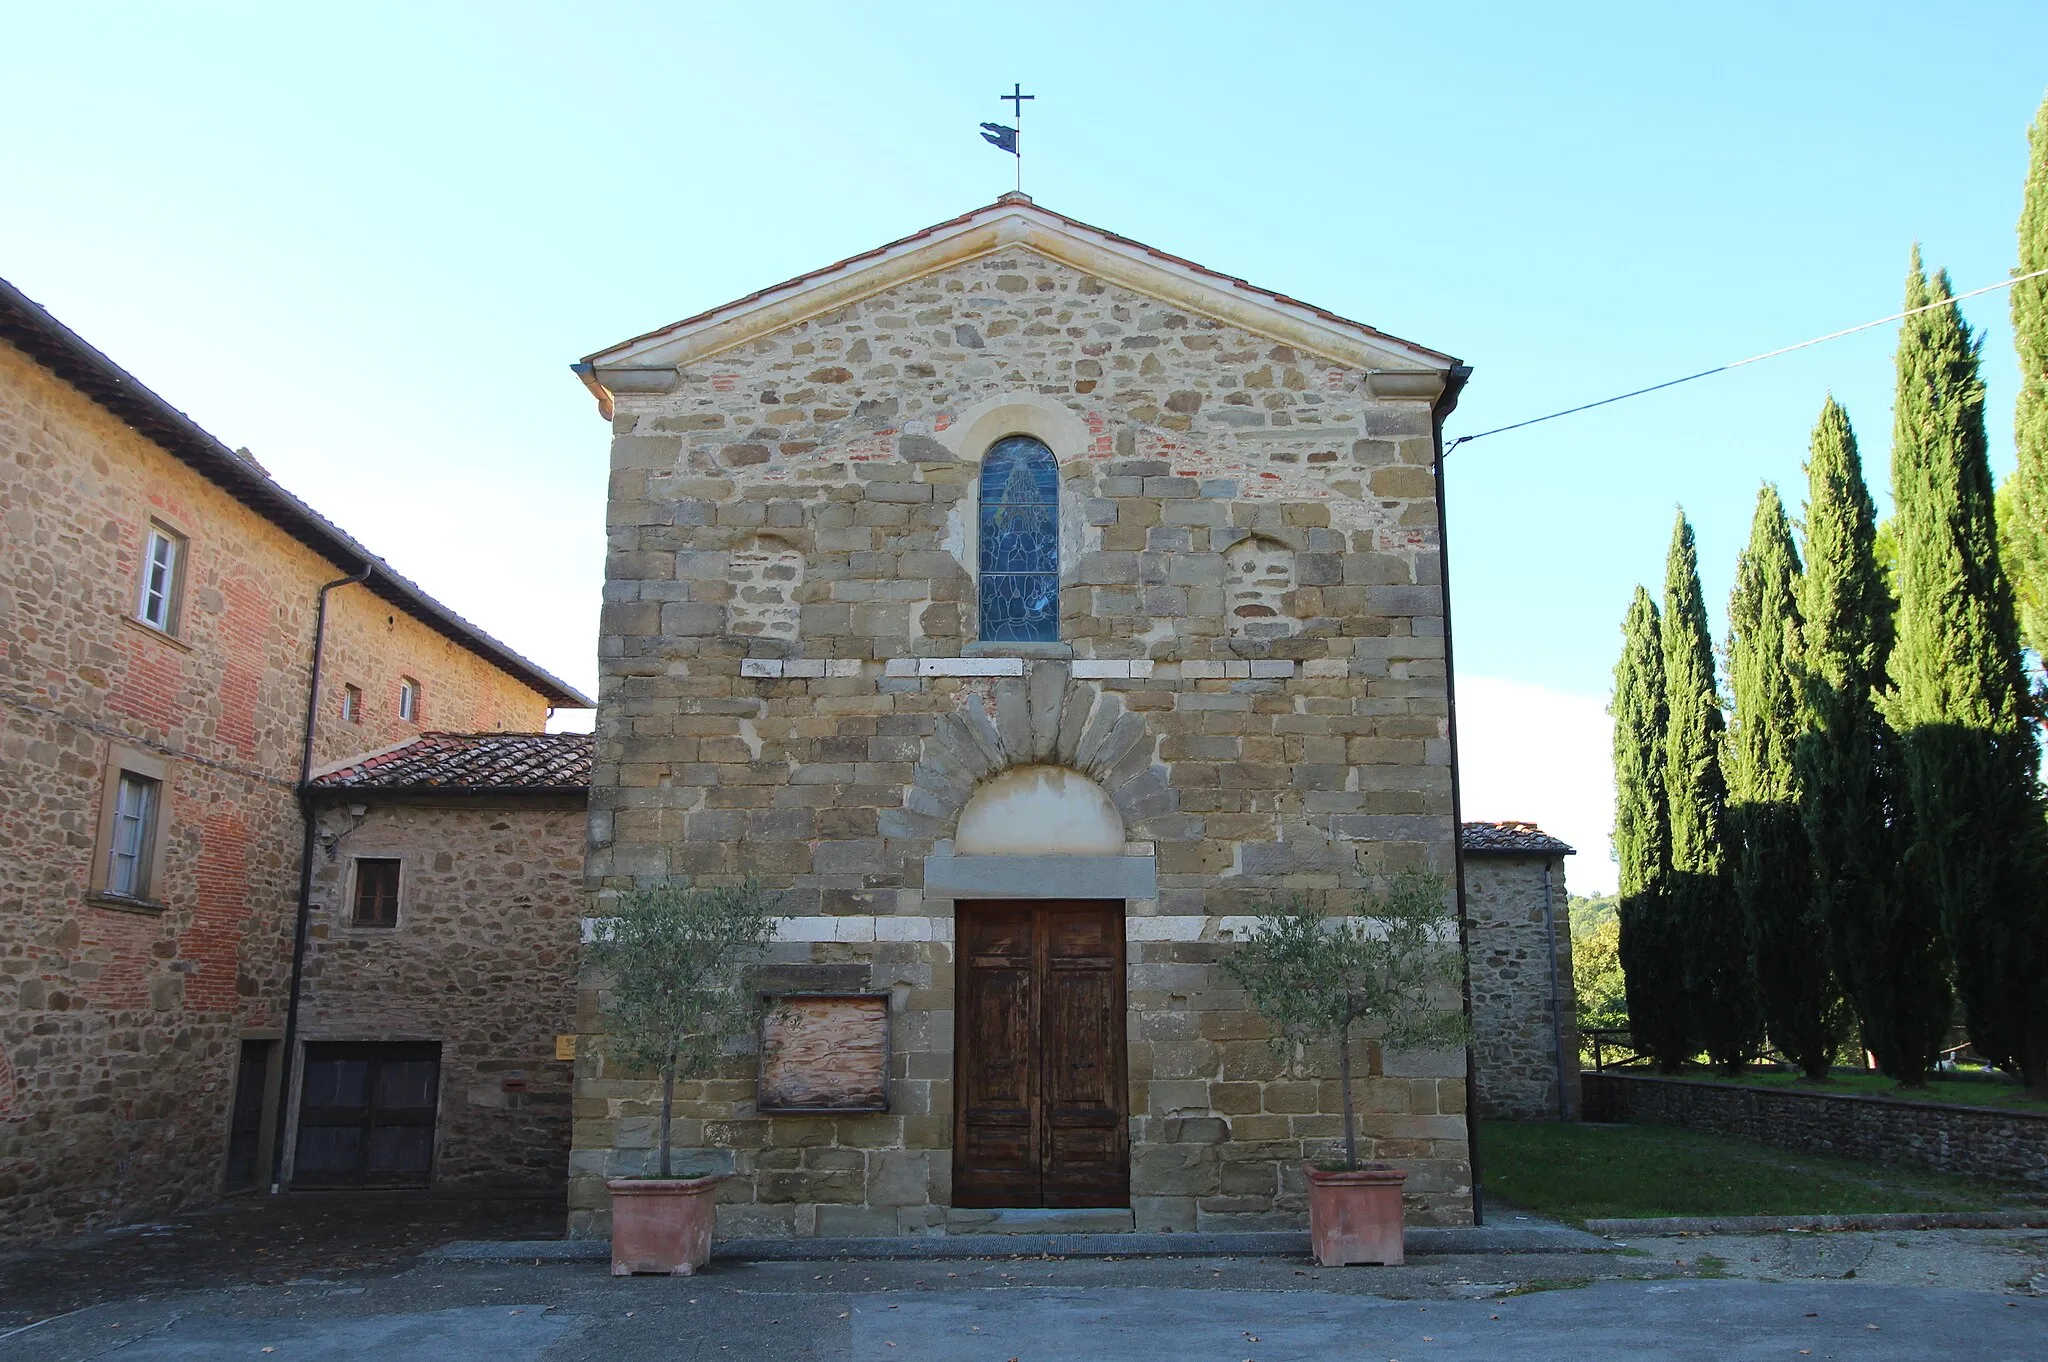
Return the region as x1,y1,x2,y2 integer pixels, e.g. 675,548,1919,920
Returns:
757,993,891,1115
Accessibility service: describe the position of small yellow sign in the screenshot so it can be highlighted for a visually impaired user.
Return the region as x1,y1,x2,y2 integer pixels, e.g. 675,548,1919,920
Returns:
555,1034,578,1061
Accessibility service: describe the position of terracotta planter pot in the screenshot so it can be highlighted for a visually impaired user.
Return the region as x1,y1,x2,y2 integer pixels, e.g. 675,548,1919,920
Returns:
607,1174,725,1276
1302,1162,1407,1266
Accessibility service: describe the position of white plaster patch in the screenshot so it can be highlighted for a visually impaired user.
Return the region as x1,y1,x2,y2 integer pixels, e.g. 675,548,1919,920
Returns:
1226,537,1299,644
955,766,1125,856
727,540,804,640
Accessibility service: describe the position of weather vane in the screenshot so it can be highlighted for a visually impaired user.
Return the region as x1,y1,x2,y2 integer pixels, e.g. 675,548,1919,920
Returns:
979,82,1034,193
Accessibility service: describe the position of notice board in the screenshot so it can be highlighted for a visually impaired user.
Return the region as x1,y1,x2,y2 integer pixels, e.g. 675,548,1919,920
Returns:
757,993,890,1115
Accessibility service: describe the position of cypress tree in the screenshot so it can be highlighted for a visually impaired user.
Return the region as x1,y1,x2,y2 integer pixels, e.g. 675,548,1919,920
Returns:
1887,249,2048,1095
1664,512,1762,1073
1797,398,1946,1083
1612,586,1688,1070
2004,93,2048,654
1727,484,1840,1078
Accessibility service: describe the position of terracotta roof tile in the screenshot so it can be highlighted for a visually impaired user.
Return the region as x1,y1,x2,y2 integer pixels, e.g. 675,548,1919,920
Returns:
1461,821,1574,856
311,732,592,793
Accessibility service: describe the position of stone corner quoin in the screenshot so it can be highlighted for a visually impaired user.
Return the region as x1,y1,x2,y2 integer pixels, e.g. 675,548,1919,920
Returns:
571,236,1478,1240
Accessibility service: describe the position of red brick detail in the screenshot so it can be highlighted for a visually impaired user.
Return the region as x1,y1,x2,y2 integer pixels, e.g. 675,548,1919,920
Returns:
215,576,269,760
79,907,156,1011
186,808,251,1011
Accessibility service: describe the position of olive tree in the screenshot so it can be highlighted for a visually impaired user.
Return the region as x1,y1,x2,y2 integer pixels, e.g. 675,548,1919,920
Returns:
588,881,778,1178
1224,871,1470,1170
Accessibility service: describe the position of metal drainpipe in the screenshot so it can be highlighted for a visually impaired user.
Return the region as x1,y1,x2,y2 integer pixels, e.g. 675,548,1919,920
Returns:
1541,859,1572,1120
268,561,372,1194
1428,364,1480,1225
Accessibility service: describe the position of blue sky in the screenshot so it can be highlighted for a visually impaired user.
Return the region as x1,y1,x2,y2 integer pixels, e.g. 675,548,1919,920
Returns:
5,3,2046,890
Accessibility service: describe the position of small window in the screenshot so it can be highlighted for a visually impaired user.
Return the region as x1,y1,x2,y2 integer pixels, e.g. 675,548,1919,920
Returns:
352,858,401,927
977,435,1060,643
137,524,186,633
398,677,420,723
107,772,161,899
342,684,363,724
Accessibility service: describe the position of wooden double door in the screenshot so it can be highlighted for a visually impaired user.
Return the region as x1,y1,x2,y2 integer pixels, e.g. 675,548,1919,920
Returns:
953,900,1129,1208
292,1042,440,1187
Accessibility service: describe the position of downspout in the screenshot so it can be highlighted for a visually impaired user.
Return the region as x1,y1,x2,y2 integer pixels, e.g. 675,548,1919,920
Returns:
1430,364,1480,1225
269,561,372,1193
1541,859,1572,1120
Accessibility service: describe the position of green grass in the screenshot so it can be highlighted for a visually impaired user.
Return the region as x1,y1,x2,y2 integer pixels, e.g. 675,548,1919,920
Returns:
1676,1068,2048,1115
1484,1120,2025,1225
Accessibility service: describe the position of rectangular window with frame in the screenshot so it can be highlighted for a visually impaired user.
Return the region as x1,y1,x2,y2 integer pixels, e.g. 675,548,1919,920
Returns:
398,677,420,723
342,684,363,724
352,857,401,927
137,524,186,633
106,772,161,899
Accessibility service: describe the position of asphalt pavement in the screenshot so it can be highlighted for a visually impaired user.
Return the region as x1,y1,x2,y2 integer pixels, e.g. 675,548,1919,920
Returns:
3,1237,2042,1361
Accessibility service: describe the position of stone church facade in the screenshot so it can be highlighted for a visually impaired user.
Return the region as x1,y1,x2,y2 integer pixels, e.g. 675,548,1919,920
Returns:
570,196,1479,1238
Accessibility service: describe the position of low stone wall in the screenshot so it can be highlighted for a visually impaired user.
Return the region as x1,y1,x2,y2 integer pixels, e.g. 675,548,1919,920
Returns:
1581,1072,2048,1185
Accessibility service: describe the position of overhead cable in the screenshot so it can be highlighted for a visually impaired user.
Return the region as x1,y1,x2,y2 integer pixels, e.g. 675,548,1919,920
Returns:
1443,266,2048,454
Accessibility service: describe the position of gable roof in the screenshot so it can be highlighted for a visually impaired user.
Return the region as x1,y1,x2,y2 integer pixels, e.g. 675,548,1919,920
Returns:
310,731,592,794
0,274,593,708
1461,821,1575,857
575,194,1462,417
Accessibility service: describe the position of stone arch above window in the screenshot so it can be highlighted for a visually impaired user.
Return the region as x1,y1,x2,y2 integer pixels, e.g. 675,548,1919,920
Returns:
1224,536,1299,643
727,537,804,641
955,766,1125,856
977,435,1060,643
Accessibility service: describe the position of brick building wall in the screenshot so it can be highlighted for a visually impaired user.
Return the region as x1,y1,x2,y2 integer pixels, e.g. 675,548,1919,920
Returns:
0,332,559,1247
1463,845,1579,1121
573,204,1476,1238
295,798,585,1188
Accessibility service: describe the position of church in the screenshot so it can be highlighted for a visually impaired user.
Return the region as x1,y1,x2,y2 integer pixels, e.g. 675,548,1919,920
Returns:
565,194,1569,1240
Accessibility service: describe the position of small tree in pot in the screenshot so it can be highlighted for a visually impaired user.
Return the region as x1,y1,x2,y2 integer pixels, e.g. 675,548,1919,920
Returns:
1224,870,1469,1266
589,879,777,1276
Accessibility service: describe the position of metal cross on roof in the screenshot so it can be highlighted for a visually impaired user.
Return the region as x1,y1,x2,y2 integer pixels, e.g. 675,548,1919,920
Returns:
1003,82,1033,192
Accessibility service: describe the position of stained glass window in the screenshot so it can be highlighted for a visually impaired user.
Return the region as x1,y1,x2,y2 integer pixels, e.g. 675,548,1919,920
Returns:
978,436,1059,642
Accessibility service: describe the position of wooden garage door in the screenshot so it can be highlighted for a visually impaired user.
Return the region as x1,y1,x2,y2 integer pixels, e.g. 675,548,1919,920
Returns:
953,901,1127,1208
293,1042,440,1188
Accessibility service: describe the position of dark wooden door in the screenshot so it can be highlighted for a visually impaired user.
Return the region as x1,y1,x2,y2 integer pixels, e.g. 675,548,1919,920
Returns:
293,1042,440,1188
954,901,1127,1208
223,1040,273,1192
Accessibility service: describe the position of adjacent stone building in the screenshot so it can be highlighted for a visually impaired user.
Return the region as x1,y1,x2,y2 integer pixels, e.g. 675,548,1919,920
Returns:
0,278,591,1246
1462,821,1579,1121
294,732,591,1189
568,196,1481,1239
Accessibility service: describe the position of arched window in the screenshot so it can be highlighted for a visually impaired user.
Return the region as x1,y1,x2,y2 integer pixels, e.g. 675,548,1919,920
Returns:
978,435,1059,642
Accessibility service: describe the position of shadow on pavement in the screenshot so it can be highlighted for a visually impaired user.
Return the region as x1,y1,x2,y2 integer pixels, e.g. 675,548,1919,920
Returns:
0,1191,563,1327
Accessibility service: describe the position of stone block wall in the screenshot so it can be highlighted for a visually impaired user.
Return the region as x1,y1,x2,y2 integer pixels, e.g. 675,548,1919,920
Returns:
1464,852,1578,1120
295,798,586,1188
1582,1073,2048,1184
575,243,1473,1238
0,336,554,1247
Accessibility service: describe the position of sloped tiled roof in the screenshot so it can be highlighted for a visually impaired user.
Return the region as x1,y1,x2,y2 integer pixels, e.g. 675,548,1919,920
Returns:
310,732,592,793
1461,821,1575,856
0,275,592,708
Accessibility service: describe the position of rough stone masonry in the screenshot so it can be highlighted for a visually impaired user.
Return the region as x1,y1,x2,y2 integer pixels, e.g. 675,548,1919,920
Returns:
571,197,1478,1238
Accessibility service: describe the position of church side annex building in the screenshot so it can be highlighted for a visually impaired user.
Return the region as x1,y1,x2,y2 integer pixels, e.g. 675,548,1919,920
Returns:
570,195,1484,1238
